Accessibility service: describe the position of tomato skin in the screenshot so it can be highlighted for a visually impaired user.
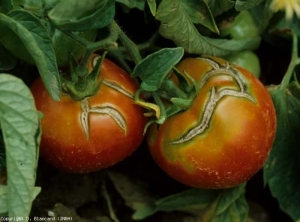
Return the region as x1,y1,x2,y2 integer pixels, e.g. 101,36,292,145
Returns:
31,55,147,173
147,57,276,189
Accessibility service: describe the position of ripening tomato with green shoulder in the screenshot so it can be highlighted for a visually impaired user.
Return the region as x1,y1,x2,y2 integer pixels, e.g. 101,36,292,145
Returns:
31,54,147,173
147,57,276,189
220,10,259,40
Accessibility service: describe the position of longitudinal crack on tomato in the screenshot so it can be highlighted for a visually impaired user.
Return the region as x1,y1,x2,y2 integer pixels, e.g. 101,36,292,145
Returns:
102,79,134,99
80,97,127,139
171,57,256,144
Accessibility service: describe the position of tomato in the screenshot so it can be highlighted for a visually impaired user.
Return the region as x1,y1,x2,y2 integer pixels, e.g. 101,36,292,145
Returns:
31,54,147,173
0,26,97,68
220,10,259,40
224,50,261,78
147,57,276,189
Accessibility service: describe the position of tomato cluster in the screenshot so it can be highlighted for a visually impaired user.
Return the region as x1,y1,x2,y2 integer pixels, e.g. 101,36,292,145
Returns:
31,55,147,173
31,53,276,189
147,57,276,189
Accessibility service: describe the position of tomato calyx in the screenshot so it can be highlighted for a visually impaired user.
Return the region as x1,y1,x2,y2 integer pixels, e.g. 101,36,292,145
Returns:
130,47,213,131
61,53,106,101
134,65,199,131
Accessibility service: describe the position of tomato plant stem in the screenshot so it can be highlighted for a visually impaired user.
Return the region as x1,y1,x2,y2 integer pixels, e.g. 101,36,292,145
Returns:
80,21,119,69
137,31,160,51
280,31,300,90
113,20,143,64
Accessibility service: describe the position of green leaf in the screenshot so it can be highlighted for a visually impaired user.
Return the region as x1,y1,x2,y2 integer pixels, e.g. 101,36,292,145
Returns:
12,0,44,17
132,47,184,91
48,0,115,31
132,188,220,220
0,74,41,217
181,0,219,34
12,0,43,9
156,0,261,56
0,185,41,215
210,184,248,222
208,0,235,16
263,84,300,221
0,0,12,13
0,10,61,101
147,0,156,16
107,171,157,220
235,0,265,11
171,97,193,110
250,0,273,33
155,188,219,214
0,135,5,168
116,0,145,10
131,184,247,221
0,43,16,71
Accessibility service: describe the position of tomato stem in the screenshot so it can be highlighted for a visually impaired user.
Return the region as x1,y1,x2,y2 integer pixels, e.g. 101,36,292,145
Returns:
57,22,119,70
80,21,119,70
113,20,143,65
158,79,189,100
280,31,300,90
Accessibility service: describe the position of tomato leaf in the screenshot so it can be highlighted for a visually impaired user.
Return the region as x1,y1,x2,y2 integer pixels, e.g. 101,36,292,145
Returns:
0,10,61,101
107,169,248,221
107,171,157,220
235,0,265,11
132,47,184,91
48,0,115,31
0,135,5,168
0,43,16,71
208,184,248,222
0,0,12,13
116,0,145,10
156,0,261,56
0,186,41,215
0,74,41,217
154,188,219,215
208,0,234,16
147,0,156,16
263,84,300,221
128,183,247,221
180,0,219,34
250,0,273,33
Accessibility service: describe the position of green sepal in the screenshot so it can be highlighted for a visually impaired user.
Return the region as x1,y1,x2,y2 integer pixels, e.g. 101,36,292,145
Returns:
62,52,107,100
157,79,188,101
152,93,167,124
170,97,193,110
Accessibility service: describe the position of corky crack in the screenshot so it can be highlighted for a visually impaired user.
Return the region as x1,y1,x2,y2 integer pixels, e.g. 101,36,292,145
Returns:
80,98,127,140
170,58,256,144
79,56,134,139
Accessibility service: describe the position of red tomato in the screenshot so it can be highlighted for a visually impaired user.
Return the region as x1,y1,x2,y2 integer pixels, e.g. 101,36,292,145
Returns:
31,54,147,173
147,57,276,189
